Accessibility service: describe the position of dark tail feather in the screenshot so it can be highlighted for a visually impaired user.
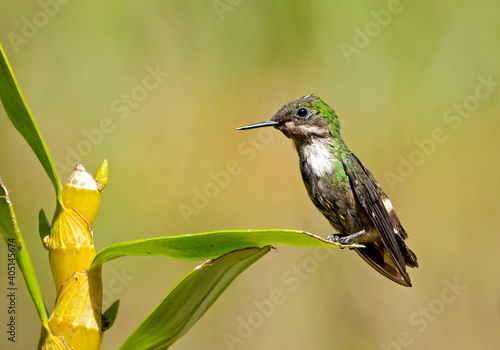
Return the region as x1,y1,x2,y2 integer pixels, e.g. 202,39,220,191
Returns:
354,241,417,287
397,234,418,268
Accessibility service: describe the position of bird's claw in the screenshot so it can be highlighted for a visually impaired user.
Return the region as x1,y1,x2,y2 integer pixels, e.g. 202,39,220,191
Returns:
326,232,366,249
326,234,354,249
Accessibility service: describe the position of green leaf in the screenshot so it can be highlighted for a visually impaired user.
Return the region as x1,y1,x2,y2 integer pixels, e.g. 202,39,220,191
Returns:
90,230,358,349
119,247,270,350
102,299,120,332
0,43,62,205
38,208,50,244
91,229,360,269
96,159,109,190
0,177,49,329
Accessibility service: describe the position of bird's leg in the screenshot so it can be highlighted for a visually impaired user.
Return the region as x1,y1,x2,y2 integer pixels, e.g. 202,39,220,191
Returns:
327,229,367,246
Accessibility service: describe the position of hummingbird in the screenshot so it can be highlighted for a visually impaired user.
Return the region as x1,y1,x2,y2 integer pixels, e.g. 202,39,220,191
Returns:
237,94,418,287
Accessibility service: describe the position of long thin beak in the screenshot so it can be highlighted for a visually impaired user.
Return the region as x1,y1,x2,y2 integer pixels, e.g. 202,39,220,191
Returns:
236,120,279,130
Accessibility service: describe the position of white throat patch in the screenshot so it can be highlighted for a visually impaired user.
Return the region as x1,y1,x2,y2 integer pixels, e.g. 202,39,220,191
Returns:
300,139,334,177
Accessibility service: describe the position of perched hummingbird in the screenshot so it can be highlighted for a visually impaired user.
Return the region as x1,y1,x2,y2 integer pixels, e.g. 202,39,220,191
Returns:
237,94,418,287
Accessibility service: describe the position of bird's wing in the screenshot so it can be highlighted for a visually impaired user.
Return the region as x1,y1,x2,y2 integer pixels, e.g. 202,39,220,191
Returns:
342,152,413,286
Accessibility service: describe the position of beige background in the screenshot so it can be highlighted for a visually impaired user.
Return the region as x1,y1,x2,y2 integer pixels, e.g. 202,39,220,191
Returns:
1,1,499,349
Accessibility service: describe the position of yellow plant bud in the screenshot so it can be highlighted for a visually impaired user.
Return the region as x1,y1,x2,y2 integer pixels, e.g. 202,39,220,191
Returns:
49,208,96,292
62,164,102,226
47,270,103,349
45,164,104,349
49,164,101,293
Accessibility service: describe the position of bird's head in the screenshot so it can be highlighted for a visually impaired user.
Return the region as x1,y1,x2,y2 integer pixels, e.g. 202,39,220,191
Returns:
237,94,340,141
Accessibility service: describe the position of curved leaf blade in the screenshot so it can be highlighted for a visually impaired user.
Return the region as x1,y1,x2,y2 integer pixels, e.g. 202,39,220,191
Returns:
0,43,62,203
118,247,271,350
0,176,49,328
38,208,51,243
91,229,361,269
102,299,120,332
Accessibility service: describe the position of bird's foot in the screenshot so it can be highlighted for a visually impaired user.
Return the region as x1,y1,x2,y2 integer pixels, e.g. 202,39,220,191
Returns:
326,230,367,249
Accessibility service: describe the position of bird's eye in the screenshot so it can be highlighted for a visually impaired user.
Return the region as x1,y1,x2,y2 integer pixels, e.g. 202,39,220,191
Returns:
296,107,310,119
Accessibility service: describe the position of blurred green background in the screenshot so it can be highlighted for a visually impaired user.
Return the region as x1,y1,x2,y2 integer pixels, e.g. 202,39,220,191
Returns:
1,0,499,349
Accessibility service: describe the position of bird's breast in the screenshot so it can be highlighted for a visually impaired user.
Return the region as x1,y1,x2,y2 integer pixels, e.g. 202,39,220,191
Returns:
298,139,335,177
